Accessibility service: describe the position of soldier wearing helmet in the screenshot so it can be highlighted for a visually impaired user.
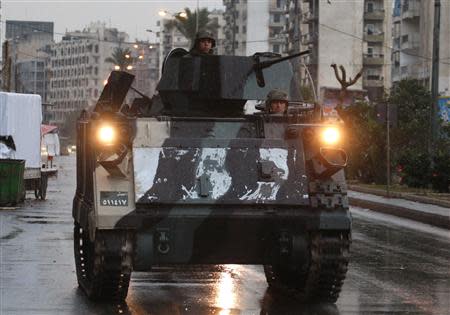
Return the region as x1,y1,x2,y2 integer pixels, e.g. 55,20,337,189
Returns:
265,89,289,114
190,30,216,55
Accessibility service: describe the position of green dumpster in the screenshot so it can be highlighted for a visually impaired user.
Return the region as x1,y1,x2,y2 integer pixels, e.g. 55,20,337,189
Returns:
0,159,25,206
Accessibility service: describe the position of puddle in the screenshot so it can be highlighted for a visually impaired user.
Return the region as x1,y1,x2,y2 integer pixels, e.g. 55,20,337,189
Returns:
1,227,24,240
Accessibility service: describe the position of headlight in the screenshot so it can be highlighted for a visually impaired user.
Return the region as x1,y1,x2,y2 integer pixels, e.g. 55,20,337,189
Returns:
97,125,116,145
320,127,340,145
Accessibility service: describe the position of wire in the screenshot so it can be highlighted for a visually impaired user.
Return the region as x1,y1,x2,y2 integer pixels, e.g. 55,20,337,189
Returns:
318,23,450,66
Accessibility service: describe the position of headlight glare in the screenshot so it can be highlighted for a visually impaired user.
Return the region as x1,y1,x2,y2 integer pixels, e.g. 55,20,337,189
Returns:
97,125,115,145
321,127,340,145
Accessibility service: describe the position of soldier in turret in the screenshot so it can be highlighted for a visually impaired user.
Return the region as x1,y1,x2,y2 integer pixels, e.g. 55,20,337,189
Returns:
189,30,216,55
265,89,289,114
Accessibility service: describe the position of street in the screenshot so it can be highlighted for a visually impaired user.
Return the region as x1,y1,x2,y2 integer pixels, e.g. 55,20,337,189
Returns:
0,155,449,315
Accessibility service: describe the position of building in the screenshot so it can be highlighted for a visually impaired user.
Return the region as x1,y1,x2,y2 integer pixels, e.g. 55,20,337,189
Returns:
223,0,287,56
47,22,128,127
392,0,450,96
2,32,53,95
210,9,227,55
2,21,54,121
293,0,364,106
362,0,392,100
126,41,160,101
157,18,190,73
5,20,54,40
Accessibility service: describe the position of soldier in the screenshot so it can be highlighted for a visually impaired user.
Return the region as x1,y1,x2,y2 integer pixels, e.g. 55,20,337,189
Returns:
189,30,216,55
265,89,289,114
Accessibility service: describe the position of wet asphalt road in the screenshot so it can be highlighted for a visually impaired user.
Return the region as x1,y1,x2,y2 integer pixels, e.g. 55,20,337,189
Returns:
0,156,449,315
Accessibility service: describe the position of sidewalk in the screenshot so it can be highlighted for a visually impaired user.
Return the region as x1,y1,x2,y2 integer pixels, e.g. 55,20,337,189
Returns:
348,184,450,208
348,188,450,230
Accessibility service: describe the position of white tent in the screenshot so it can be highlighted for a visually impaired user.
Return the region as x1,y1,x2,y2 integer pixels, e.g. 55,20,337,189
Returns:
0,92,42,168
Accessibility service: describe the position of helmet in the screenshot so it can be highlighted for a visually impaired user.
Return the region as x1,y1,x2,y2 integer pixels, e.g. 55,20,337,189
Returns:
265,89,289,111
193,30,216,49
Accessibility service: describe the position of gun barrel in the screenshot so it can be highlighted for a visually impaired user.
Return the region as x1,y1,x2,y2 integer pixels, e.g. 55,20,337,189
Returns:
257,50,310,70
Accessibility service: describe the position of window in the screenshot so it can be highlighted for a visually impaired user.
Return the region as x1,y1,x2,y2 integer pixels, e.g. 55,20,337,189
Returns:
274,14,281,23
366,24,375,35
367,2,374,12
95,45,99,53
273,44,280,53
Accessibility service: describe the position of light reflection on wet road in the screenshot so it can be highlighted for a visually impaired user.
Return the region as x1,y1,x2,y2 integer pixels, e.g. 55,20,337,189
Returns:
0,156,449,314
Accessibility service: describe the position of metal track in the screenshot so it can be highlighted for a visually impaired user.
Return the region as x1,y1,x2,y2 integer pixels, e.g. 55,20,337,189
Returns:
74,222,134,301
264,231,351,303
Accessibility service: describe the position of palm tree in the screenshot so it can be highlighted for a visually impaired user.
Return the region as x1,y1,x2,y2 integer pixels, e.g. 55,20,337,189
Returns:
105,47,132,70
166,8,219,46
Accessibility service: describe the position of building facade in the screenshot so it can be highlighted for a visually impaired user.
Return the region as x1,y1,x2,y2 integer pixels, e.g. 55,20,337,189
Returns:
157,19,190,73
47,22,128,127
5,20,54,40
126,41,160,102
392,0,450,96
362,0,392,100
2,21,54,121
223,0,287,56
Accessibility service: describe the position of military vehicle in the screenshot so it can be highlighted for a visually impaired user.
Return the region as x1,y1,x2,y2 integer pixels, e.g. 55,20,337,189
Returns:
73,49,351,302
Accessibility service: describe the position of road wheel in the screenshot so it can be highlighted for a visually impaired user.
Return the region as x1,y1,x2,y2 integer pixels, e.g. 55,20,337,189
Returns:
264,231,350,303
73,222,133,301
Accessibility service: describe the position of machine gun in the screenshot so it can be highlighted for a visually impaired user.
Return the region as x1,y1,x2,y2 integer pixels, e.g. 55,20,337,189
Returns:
253,50,310,87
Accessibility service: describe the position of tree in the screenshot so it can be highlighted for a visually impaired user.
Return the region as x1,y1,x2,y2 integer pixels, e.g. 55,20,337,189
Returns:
339,101,386,183
388,79,434,188
166,8,219,45
388,79,432,155
105,47,132,70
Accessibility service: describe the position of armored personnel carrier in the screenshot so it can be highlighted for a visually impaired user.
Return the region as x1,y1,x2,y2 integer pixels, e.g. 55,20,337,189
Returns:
73,49,351,302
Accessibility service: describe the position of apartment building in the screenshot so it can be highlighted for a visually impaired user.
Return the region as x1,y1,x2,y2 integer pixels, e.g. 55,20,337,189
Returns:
5,20,54,40
223,0,287,56
157,18,190,72
297,0,364,103
2,21,54,121
47,22,128,127
362,0,392,100
126,41,160,101
392,0,450,96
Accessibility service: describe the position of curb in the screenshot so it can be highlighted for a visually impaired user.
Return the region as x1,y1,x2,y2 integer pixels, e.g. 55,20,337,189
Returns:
348,185,450,209
349,197,450,230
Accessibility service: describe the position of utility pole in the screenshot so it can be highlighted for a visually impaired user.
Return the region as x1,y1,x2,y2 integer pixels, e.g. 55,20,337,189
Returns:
196,0,199,33
431,0,441,151
386,101,391,197
231,0,236,55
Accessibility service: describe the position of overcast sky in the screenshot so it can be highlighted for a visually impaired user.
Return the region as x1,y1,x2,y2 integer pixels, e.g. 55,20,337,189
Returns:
2,0,224,43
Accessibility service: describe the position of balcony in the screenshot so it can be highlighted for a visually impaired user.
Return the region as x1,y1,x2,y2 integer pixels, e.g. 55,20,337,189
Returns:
363,53,384,65
269,20,285,27
364,9,385,20
301,33,318,46
364,32,384,42
401,33,420,53
302,11,318,23
402,0,420,19
363,76,384,88
269,4,285,13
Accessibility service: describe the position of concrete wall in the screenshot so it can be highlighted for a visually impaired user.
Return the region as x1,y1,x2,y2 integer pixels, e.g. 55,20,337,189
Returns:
246,0,269,55
317,0,364,91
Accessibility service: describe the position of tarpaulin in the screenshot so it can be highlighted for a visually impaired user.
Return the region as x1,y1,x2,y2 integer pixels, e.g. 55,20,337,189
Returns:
41,124,58,135
0,92,42,168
